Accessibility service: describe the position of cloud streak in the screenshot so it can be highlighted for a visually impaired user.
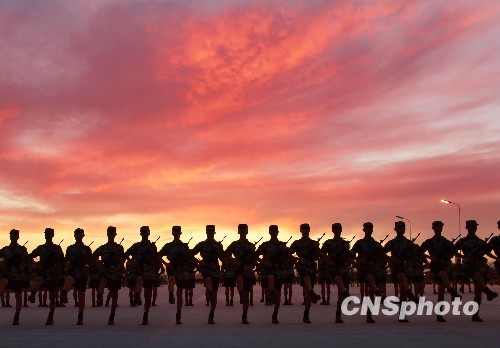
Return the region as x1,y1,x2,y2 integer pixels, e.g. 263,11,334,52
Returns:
1,0,499,248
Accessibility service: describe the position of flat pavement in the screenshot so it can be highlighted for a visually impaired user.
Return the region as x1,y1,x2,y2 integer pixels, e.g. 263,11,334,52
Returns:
1,284,498,348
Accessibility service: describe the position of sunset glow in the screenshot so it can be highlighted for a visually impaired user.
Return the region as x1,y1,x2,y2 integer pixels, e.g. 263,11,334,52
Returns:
1,0,499,250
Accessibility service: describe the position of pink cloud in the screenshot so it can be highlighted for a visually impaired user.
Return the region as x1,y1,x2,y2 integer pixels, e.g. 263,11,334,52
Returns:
1,0,499,248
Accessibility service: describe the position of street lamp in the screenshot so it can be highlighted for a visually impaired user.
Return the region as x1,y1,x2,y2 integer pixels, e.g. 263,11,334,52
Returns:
395,215,412,240
440,199,461,235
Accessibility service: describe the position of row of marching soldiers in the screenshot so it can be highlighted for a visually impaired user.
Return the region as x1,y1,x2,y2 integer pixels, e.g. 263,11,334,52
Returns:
0,220,499,326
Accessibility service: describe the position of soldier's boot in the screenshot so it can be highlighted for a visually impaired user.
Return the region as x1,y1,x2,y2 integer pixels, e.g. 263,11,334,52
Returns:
176,311,182,325
12,312,20,325
472,313,483,322
303,309,311,324
169,291,175,304
230,298,234,306
242,311,249,324
60,290,68,304
96,293,103,307
367,310,375,323
189,298,193,306
326,296,330,305
108,311,115,325
135,292,142,305
310,290,321,304
28,291,37,303
226,299,230,306
335,310,344,324
45,311,54,325
142,311,149,325
185,298,189,306
130,299,136,307
42,300,48,307
272,310,279,324
320,299,327,305
405,290,418,303
5,299,12,307
484,288,498,301
448,287,462,300
77,311,83,325
208,310,215,324
437,315,446,322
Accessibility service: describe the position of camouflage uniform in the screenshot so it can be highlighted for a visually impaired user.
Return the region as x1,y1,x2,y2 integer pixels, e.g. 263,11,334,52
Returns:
125,241,158,289
321,237,353,287
65,242,93,292
94,242,125,292
351,236,386,283
256,240,289,289
420,236,455,283
290,237,320,285
0,243,30,293
30,243,65,292
192,240,225,290
384,235,414,283
226,240,257,292
159,240,194,289
455,234,492,281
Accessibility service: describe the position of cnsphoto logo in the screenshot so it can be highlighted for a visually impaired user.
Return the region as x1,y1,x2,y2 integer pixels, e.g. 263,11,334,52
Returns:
341,296,480,320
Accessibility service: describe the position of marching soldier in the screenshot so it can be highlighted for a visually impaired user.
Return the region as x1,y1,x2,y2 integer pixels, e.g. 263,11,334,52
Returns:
159,225,195,325
290,223,322,324
30,228,65,325
192,225,225,324
420,221,462,322
225,224,257,324
125,226,158,325
455,220,498,322
61,228,93,325
0,229,30,325
321,223,353,323
351,222,384,323
93,226,125,325
384,221,418,322
256,225,287,324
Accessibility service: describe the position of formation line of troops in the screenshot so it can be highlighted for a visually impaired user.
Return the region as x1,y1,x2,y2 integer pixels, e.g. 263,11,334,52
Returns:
0,219,499,325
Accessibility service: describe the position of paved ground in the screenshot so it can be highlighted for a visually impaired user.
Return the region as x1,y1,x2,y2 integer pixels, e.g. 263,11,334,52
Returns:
1,284,498,348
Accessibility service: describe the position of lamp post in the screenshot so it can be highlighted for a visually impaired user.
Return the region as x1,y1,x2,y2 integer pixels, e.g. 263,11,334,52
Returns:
441,200,461,235
395,215,412,240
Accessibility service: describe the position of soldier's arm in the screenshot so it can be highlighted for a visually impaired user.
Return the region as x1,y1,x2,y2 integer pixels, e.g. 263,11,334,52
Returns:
191,242,202,257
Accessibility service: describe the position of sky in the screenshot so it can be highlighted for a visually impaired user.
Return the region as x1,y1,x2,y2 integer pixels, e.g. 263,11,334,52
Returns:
1,0,499,251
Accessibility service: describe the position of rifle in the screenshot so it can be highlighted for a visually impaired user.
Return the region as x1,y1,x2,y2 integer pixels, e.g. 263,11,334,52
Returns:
119,238,124,245
22,241,28,247
219,236,226,243
380,235,389,244
452,234,461,243
253,237,263,246
187,237,193,244
285,236,292,245
317,233,326,242
89,241,94,247
153,236,160,244
411,233,421,243
484,233,494,243
348,236,356,243
58,239,64,246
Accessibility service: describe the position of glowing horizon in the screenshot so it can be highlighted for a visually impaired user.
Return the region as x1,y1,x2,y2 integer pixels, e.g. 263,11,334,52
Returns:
1,0,500,250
